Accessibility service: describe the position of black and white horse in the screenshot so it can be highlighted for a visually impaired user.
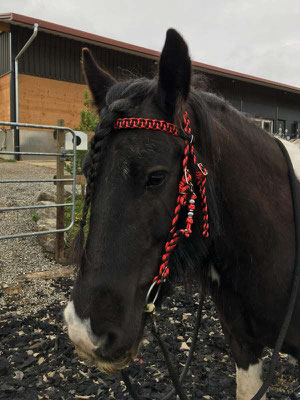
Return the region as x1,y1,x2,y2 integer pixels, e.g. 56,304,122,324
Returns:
64,29,300,399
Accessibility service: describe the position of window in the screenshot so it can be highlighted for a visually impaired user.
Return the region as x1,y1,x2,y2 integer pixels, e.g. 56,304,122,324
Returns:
254,118,274,134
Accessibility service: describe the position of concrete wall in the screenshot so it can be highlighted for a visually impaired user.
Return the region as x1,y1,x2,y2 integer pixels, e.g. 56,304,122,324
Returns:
0,128,56,161
0,129,14,160
19,129,56,160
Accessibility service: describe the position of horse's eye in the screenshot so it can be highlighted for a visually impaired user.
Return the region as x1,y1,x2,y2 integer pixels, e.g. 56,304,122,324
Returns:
146,171,166,187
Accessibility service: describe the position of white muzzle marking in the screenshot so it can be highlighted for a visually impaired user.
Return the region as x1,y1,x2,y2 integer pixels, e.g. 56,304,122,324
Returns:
64,300,99,356
64,300,138,375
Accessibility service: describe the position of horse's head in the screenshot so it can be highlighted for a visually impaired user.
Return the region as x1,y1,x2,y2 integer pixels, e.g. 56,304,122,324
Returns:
64,29,209,375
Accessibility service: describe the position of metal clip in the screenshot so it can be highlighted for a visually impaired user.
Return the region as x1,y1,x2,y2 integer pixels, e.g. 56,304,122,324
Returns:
60,147,68,161
184,168,190,185
145,281,161,313
145,303,156,313
197,163,208,176
184,168,195,194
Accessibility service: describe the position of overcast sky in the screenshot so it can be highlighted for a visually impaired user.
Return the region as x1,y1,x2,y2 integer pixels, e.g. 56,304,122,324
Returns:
2,0,300,88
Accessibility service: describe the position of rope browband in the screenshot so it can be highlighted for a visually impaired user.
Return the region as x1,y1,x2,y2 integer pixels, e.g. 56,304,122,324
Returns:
114,111,209,295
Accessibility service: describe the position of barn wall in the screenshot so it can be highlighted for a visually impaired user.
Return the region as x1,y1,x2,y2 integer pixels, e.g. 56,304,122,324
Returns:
0,74,11,122
13,25,156,83
18,74,88,128
211,76,300,136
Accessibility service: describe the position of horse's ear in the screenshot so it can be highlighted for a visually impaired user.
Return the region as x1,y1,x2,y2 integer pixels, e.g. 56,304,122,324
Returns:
157,29,191,118
82,48,116,110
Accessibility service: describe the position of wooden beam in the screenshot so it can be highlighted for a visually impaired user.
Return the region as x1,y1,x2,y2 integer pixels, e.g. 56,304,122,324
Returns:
18,267,75,281
63,175,86,185
0,22,10,32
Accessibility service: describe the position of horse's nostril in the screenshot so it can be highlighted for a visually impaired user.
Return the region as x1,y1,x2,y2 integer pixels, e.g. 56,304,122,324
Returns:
94,331,119,359
94,344,105,358
106,332,117,348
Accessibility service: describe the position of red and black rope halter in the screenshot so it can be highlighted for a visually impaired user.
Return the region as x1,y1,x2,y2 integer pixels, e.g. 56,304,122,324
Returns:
114,112,209,287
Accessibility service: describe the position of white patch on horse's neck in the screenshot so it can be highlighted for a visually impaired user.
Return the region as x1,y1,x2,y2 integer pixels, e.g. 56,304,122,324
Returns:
236,360,265,400
209,264,220,286
278,138,300,181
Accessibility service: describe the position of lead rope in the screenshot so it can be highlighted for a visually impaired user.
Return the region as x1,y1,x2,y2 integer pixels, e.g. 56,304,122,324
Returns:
115,113,208,289
251,138,300,400
121,291,205,400
114,113,208,400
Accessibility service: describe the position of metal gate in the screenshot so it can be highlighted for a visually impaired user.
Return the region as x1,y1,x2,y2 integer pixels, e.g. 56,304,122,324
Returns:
0,121,77,241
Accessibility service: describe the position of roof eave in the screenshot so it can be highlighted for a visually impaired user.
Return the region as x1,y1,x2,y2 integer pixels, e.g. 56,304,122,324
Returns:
1,12,300,94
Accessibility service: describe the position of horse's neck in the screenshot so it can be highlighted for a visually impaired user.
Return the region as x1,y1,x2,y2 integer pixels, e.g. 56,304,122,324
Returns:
204,116,291,260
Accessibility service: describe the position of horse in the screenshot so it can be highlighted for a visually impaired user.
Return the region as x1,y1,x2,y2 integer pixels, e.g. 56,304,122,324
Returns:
64,29,300,399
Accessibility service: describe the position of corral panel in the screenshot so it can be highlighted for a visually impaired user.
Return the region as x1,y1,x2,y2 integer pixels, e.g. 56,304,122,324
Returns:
0,32,10,77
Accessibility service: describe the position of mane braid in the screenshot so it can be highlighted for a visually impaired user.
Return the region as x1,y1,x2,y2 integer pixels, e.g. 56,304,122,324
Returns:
71,110,116,266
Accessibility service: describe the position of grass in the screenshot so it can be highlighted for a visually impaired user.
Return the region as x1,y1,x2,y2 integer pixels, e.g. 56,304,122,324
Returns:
32,213,40,223
0,157,16,163
64,194,89,248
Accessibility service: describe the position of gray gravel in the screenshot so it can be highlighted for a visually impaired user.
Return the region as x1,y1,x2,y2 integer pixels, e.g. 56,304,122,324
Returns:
0,161,74,315
0,159,299,399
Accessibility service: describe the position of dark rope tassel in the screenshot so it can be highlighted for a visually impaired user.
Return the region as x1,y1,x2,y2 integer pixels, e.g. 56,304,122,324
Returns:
69,220,86,265
121,370,144,400
150,316,189,400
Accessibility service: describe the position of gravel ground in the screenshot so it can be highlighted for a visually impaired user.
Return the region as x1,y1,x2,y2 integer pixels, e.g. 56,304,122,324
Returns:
0,161,66,310
0,161,299,399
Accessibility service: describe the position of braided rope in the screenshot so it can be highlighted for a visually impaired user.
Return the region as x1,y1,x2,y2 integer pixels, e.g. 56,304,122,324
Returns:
114,112,209,285
114,117,179,136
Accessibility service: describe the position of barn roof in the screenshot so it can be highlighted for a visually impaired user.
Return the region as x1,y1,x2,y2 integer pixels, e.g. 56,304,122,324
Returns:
1,12,300,94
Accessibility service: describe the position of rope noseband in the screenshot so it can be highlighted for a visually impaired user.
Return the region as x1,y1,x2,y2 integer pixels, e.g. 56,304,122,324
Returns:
114,112,209,304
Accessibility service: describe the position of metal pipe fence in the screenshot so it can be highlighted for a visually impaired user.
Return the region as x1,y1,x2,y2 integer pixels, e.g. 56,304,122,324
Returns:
0,121,77,245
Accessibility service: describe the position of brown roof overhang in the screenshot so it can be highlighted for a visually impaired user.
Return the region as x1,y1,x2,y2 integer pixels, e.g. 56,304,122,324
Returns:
1,12,300,95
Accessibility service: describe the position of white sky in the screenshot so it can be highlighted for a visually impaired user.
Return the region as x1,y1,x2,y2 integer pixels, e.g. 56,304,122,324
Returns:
2,0,300,88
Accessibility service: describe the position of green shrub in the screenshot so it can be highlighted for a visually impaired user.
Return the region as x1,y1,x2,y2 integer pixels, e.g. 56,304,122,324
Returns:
76,90,99,132
64,90,97,247
65,90,99,176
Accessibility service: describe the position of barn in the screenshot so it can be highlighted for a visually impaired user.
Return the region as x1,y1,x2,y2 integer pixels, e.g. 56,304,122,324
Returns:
0,12,300,158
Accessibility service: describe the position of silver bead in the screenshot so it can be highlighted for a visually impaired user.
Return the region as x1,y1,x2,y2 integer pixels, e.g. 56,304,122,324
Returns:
188,212,194,217
189,199,195,204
